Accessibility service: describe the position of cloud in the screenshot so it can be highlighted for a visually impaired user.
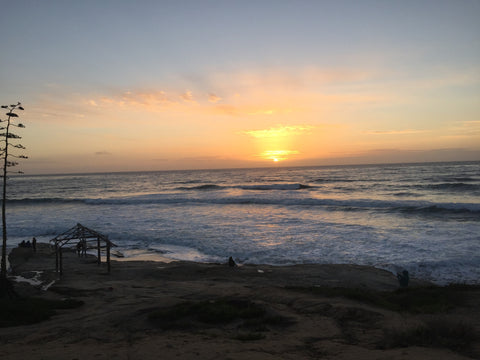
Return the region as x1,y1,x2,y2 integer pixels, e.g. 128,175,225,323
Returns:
441,120,480,139
242,125,315,138
258,149,300,161
38,66,389,123
457,120,480,133
180,155,223,161
295,147,480,167
92,89,218,113
208,93,221,103
210,67,376,92
100,90,175,109
364,129,428,135
95,151,111,156
180,90,195,103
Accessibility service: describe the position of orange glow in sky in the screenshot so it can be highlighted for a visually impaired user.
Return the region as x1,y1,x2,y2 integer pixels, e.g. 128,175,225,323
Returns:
1,2,479,174
260,150,301,162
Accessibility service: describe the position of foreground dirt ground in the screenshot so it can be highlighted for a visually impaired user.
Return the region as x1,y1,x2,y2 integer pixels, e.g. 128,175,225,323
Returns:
1,244,479,360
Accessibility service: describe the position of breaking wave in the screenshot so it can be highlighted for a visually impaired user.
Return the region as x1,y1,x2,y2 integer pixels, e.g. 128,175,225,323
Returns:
7,194,480,217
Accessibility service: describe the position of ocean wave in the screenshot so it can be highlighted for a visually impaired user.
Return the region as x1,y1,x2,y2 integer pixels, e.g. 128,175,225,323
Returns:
418,182,480,191
393,192,424,197
175,183,312,191
176,184,224,191
449,177,479,182
395,204,480,215
173,179,203,185
8,194,480,217
314,178,358,183
7,197,84,205
423,176,479,183
239,183,312,190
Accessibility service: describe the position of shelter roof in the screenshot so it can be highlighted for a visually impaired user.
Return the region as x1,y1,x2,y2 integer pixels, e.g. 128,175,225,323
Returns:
50,223,116,248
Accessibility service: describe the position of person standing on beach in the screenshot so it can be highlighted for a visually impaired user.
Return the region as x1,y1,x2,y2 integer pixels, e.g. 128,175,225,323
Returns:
32,237,37,253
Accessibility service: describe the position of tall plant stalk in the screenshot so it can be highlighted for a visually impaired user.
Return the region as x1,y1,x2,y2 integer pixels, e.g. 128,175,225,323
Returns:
0,102,26,280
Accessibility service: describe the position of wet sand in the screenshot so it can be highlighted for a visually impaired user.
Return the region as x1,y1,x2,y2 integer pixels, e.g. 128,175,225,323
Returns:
1,243,479,360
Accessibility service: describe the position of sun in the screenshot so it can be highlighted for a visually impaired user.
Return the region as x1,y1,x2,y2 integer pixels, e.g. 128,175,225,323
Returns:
259,150,300,162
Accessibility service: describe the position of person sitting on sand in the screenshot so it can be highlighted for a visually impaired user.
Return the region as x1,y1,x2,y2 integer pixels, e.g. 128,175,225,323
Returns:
397,270,409,288
228,256,236,267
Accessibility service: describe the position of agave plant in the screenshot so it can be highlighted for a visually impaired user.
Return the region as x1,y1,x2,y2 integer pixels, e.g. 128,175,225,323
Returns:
0,102,27,283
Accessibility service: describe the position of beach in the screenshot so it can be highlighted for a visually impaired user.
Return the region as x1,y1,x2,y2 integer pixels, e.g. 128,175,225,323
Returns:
1,243,479,360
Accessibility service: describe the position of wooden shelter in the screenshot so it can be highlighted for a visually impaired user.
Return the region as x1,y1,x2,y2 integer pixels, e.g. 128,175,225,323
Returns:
50,223,116,275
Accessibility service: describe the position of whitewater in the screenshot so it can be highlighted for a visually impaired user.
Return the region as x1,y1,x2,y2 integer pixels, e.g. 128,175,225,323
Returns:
4,161,480,285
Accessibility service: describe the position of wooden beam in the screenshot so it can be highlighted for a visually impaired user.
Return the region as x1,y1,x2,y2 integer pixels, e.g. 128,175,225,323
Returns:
107,241,111,273
55,243,59,273
97,237,101,265
59,247,63,276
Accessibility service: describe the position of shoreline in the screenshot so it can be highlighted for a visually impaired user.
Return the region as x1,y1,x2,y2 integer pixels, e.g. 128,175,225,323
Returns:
8,236,480,287
6,241,475,288
2,243,479,359
7,243,431,292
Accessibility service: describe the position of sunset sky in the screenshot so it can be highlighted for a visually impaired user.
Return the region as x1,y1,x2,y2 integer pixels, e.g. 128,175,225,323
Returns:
1,0,479,174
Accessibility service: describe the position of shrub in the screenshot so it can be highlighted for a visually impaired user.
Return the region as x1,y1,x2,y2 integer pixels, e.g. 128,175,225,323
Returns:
0,297,84,327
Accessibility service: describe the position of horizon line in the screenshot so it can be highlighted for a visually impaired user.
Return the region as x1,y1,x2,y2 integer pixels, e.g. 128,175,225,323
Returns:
14,159,480,177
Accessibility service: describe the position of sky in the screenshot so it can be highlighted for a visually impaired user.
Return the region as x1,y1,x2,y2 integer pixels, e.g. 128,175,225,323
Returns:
1,0,479,174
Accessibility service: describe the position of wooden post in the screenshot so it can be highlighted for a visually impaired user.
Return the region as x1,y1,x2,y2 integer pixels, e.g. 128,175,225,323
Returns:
97,237,101,265
55,243,59,273
107,240,111,273
59,247,63,276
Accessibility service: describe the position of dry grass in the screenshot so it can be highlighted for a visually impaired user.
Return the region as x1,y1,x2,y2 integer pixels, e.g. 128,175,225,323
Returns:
287,284,479,313
148,297,293,340
381,317,476,354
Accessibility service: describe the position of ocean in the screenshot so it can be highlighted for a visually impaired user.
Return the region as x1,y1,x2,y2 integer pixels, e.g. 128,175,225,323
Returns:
4,161,480,285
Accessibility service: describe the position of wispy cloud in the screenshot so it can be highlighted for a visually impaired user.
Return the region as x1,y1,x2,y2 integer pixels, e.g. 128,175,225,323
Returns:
208,93,221,103
243,125,315,138
441,120,480,139
258,149,300,161
180,90,196,103
99,90,177,109
34,66,392,123
364,129,428,135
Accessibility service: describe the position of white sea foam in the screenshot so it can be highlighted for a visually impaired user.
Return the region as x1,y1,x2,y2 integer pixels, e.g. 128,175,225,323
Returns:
10,271,44,286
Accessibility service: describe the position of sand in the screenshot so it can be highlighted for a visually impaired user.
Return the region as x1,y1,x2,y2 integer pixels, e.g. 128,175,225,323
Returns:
1,243,478,360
